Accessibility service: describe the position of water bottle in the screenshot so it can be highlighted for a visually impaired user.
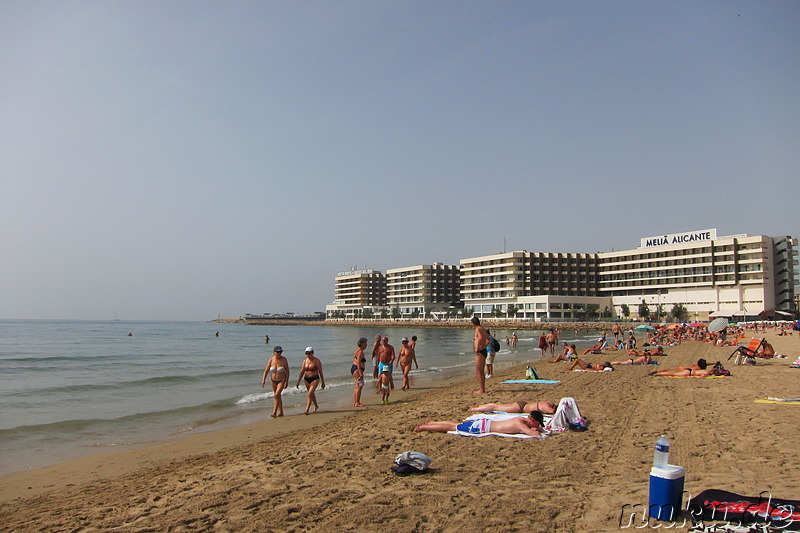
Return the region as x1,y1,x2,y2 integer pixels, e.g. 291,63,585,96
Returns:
653,434,670,468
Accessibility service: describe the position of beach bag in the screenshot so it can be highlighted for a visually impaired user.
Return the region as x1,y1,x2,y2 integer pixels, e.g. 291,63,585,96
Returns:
491,337,501,353
392,451,431,476
687,489,800,530
711,361,730,376
525,366,540,380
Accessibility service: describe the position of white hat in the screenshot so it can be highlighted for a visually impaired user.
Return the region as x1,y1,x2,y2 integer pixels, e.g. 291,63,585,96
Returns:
305,346,314,353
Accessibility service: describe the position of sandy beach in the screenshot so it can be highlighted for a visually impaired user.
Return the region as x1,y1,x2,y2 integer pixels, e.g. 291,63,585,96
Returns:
1,330,798,532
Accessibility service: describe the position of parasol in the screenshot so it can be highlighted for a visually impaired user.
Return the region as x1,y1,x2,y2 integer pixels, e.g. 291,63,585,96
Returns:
707,317,729,333
635,325,656,333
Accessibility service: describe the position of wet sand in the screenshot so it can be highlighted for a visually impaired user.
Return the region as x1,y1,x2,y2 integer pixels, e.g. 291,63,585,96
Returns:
1,330,798,532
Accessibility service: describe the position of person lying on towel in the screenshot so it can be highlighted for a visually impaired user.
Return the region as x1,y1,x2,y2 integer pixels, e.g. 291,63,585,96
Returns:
414,412,544,437
468,399,556,414
568,360,614,371
610,352,652,365
649,358,712,377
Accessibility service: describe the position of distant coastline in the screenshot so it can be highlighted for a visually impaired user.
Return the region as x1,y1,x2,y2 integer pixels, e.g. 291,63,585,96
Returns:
210,317,630,331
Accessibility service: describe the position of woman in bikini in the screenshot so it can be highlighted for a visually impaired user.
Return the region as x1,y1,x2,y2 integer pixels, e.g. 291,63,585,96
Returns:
296,346,325,414
261,346,289,417
568,359,614,371
352,338,368,407
649,358,709,377
468,399,556,414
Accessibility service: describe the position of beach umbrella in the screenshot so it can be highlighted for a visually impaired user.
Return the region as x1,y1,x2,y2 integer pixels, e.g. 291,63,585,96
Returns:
635,325,656,333
689,323,706,328
707,317,729,333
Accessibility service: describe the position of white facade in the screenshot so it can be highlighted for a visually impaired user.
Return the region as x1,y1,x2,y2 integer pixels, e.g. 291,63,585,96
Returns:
599,230,796,321
386,263,460,317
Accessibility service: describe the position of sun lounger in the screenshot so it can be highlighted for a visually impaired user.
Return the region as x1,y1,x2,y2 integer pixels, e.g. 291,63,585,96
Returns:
727,338,764,365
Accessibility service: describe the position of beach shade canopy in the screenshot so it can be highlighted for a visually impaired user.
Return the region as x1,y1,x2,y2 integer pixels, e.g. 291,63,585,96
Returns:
635,325,656,333
707,317,729,333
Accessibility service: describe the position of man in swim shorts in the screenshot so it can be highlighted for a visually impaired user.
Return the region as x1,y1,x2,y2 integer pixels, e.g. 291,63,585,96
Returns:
377,337,395,404
545,329,558,355
414,412,544,437
472,317,490,395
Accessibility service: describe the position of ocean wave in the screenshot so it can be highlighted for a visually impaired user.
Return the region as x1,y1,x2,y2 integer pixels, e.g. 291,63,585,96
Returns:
4,369,255,398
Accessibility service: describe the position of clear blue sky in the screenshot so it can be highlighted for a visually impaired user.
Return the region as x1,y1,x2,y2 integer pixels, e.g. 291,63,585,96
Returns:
2,1,798,320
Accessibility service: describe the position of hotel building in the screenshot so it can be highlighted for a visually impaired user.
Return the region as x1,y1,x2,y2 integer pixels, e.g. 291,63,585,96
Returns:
599,229,799,321
326,269,386,319
459,251,611,321
385,263,460,317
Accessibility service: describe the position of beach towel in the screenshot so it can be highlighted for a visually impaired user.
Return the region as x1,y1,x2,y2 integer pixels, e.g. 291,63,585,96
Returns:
687,488,800,530
500,379,560,384
573,367,614,372
754,397,800,405
447,413,548,439
545,397,587,433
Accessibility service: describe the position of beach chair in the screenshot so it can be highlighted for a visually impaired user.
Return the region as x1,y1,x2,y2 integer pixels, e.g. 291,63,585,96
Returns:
727,338,764,365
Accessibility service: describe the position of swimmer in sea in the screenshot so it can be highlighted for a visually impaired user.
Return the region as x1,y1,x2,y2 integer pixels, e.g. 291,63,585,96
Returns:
296,347,325,414
261,346,289,417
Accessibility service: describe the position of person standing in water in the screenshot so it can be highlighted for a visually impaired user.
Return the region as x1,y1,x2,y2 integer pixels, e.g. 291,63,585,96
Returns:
296,347,325,414
351,338,367,407
261,346,289,418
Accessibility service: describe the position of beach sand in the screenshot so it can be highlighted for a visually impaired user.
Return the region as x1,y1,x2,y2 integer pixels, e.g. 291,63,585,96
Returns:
1,331,798,532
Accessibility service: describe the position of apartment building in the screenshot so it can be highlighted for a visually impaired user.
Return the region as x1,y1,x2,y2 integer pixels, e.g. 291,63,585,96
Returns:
385,263,460,317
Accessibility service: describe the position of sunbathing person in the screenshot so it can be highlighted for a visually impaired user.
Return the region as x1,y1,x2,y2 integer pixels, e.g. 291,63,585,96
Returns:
628,346,664,357
649,358,709,377
580,343,605,355
568,359,614,371
468,400,556,414
414,412,544,437
610,352,652,365
550,343,577,363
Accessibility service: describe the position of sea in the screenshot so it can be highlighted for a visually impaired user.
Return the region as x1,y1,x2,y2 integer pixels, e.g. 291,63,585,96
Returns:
0,320,601,476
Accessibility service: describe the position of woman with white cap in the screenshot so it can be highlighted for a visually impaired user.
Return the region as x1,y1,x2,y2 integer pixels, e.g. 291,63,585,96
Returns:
296,347,325,414
261,346,289,418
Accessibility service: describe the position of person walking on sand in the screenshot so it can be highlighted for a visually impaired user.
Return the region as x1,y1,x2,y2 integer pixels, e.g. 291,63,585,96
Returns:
472,317,490,394
261,346,289,417
377,337,396,404
296,347,325,414
352,338,368,407
398,337,418,391
611,324,620,343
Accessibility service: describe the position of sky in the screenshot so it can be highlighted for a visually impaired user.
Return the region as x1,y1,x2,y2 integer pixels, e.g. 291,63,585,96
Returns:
1,1,798,321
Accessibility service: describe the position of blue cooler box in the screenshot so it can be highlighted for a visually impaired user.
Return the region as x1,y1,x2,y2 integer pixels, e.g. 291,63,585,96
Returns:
649,465,685,521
